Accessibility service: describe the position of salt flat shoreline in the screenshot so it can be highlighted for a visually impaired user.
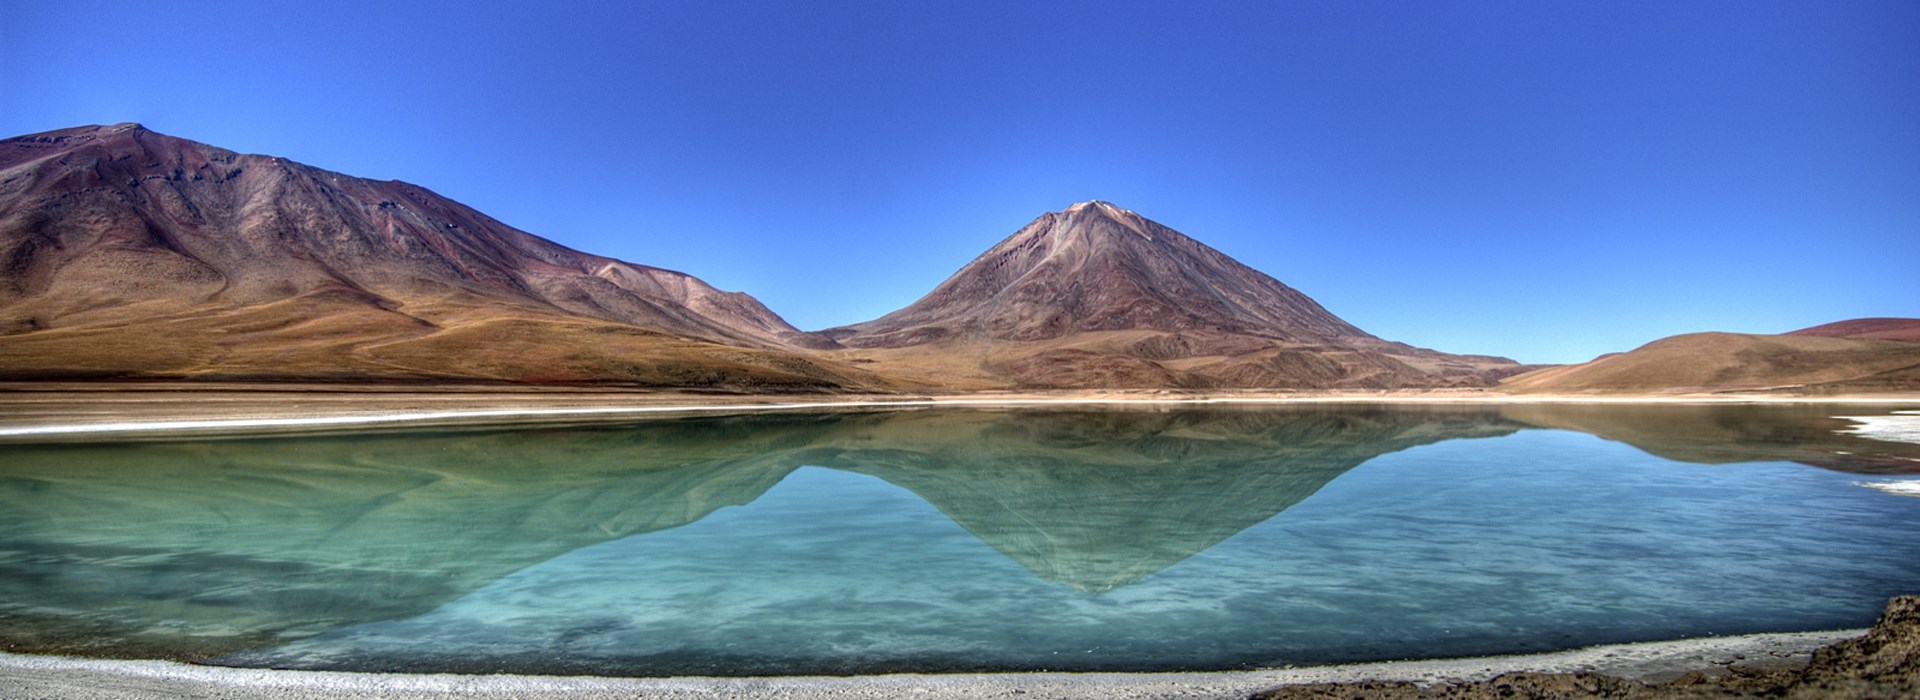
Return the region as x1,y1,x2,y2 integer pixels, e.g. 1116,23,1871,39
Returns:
2,383,1917,438
0,628,1864,700
3,385,1916,698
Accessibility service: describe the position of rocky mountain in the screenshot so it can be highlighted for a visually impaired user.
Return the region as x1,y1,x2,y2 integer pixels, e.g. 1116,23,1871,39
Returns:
0,124,863,388
829,201,1369,346
16,124,1895,395
826,201,1526,389
1502,322,1920,395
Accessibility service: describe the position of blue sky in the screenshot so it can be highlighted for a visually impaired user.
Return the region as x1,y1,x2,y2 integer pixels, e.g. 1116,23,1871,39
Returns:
3,1,1915,364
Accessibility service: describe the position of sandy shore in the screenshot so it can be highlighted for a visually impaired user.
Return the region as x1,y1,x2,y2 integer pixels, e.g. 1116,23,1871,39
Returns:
0,629,1860,700
4,382,1918,439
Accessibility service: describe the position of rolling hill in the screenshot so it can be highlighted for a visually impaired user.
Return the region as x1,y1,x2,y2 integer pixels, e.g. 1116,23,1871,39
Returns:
1786,317,1920,341
1502,324,1920,395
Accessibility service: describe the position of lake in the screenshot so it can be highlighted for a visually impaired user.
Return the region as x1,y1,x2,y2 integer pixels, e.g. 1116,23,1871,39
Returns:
2,403,1918,676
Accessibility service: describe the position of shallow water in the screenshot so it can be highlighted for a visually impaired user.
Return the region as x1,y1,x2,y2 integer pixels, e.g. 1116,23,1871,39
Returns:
2,404,1918,675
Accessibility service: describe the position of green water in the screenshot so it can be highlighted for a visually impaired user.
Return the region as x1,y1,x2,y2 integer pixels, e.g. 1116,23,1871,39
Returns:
2,404,1918,674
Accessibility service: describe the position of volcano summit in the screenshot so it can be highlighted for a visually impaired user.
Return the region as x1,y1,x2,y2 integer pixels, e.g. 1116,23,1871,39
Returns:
827,201,1526,389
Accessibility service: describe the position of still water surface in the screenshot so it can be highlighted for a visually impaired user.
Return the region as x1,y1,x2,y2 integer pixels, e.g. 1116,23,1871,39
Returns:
3,404,1919,675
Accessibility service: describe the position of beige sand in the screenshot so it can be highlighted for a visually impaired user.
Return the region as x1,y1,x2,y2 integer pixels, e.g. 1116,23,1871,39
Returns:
0,629,1859,700
4,383,1918,439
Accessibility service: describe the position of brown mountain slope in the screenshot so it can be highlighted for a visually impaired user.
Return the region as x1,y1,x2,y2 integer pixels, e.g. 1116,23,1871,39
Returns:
0,124,866,388
1501,331,1920,395
830,201,1369,345
1786,317,1920,341
824,201,1524,389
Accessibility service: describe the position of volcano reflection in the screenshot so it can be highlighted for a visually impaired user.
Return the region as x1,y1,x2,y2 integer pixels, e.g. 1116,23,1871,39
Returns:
3,403,1915,665
0,406,1516,658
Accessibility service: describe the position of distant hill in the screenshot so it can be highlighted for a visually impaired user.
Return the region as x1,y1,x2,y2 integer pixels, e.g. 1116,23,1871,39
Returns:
1503,324,1920,395
1786,317,1920,341
825,201,1525,389
0,124,869,389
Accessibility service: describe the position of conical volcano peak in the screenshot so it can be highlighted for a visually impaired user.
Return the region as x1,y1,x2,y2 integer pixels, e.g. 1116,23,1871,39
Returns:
1061,199,1149,226
1053,200,1157,241
831,201,1381,348
827,201,1525,389
1063,200,1131,216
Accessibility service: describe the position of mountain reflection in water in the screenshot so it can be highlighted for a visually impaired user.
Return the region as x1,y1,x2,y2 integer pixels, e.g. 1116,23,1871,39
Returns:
1,404,1916,669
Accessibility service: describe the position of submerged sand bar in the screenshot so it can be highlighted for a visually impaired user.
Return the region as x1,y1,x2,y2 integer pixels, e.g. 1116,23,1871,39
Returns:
0,628,1862,700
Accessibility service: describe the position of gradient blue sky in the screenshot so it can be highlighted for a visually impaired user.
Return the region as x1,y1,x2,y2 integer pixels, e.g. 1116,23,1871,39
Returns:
4,1,1915,363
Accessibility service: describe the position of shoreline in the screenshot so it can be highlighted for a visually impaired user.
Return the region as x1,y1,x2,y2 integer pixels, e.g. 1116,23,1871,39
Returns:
3,385,1919,439
0,628,1864,700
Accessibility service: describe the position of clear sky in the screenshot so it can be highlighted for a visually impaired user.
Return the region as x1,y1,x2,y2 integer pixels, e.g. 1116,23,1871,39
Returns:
3,1,1915,364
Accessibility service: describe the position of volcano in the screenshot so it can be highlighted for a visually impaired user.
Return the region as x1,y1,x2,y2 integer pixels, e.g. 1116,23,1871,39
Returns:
825,201,1526,389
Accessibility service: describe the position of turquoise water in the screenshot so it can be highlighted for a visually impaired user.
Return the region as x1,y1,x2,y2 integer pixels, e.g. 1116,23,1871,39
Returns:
3,405,1918,675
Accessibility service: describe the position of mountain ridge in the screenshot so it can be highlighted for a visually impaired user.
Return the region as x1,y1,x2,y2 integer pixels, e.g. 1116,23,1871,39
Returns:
0,123,829,348
3,124,1909,394
0,123,864,388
